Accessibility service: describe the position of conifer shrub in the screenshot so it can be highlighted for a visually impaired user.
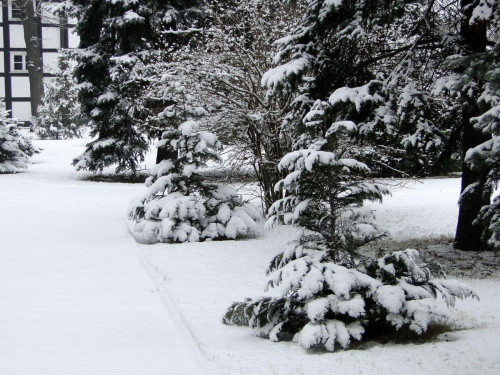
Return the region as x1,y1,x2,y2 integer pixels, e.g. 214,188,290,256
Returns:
128,120,260,243
0,101,40,173
34,52,84,140
223,147,478,351
224,245,477,351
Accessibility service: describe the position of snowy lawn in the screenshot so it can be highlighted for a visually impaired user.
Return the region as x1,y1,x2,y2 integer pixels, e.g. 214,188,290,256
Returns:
1,137,499,375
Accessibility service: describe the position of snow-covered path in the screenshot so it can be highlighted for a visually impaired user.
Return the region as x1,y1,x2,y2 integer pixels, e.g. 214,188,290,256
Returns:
0,139,207,375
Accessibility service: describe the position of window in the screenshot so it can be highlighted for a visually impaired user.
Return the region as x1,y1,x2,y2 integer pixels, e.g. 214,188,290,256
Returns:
9,1,23,21
12,53,27,72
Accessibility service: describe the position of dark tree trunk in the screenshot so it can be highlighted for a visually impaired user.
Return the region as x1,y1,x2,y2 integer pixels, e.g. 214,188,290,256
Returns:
155,131,177,164
454,109,491,250
454,0,491,250
247,124,285,213
20,0,44,119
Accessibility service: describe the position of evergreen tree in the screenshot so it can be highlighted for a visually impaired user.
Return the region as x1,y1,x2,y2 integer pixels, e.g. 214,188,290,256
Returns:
128,82,260,243
224,246,477,351
223,118,477,350
57,0,205,174
223,0,479,350
262,0,499,250
262,0,449,174
34,51,84,140
0,101,40,173
433,1,500,249
266,147,390,260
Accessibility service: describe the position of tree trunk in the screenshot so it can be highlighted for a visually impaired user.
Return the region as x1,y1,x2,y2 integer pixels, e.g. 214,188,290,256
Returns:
155,131,177,164
247,124,285,213
20,0,44,119
454,0,491,250
454,109,491,250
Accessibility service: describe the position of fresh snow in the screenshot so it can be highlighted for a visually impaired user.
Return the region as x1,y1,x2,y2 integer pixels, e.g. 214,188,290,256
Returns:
1,137,499,374
0,138,205,375
261,54,312,89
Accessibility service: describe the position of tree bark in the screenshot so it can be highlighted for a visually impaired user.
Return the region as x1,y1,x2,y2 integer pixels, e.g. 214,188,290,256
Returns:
155,131,177,164
454,107,491,250
19,0,44,119
453,0,491,250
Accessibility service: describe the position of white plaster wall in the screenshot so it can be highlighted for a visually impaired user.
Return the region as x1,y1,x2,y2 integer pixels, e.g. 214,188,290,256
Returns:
68,28,80,48
0,77,5,97
43,52,59,71
11,76,31,98
42,27,60,49
9,24,26,48
11,101,32,121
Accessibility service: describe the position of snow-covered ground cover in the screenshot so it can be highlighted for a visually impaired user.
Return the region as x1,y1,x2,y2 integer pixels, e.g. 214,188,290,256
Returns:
1,137,499,374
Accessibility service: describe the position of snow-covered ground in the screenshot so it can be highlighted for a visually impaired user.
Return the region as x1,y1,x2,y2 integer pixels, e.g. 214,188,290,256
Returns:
1,137,499,375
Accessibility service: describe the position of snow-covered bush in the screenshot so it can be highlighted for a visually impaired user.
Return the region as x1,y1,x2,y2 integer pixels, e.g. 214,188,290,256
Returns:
128,118,260,244
224,247,477,351
266,147,390,260
34,51,83,140
0,102,40,173
223,131,477,350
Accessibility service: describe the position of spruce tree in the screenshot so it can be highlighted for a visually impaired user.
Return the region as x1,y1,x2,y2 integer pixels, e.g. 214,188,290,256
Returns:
223,0,480,350
224,246,477,351
64,0,205,174
128,82,260,243
261,0,449,174
34,51,83,140
223,99,477,350
223,123,477,350
0,101,40,173
262,0,499,250
435,1,500,249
